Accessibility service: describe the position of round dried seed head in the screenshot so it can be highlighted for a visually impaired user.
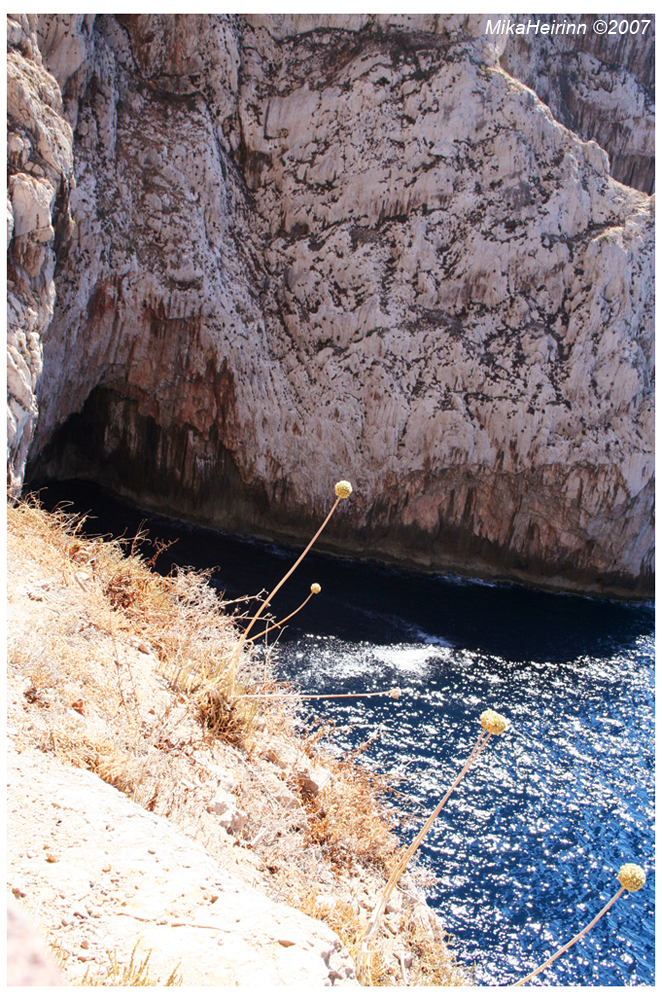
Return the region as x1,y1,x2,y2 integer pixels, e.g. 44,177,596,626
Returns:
334,480,353,498
388,687,402,699
310,583,321,594
480,709,508,735
618,864,646,892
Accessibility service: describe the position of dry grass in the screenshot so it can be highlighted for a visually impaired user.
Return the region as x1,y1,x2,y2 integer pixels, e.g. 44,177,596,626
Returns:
7,495,468,987
291,885,393,985
81,945,182,987
285,878,468,987
8,495,275,736
7,497,295,826
301,733,399,870
50,939,182,987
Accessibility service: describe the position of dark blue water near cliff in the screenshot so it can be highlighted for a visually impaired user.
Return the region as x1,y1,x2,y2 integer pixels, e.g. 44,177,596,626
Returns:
33,482,655,986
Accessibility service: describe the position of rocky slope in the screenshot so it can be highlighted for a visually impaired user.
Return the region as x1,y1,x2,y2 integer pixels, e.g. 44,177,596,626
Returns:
7,746,357,987
6,499,463,987
7,13,655,598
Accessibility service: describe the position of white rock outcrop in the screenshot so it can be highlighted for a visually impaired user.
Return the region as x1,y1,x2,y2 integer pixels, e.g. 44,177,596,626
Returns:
208,768,248,834
6,14,655,597
7,746,357,986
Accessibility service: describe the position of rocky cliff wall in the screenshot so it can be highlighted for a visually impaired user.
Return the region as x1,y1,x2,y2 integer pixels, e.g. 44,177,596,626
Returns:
7,13,655,598
6,13,76,492
500,13,655,195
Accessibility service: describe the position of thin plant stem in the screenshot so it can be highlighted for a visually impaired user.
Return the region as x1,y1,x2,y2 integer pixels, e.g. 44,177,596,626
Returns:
248,592,313,642
357,727,491,983
512,886,625,987
234,687,401,701
229,496,341,682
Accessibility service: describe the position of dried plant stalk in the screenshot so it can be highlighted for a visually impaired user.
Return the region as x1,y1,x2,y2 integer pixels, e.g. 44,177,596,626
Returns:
248,583,320,642
228,482,352,685
513,864,646,987
357,709,508,985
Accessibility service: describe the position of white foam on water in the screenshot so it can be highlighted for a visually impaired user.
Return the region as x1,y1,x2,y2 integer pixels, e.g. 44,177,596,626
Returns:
292,636,458,685
414,629,454,647
378,645,444,674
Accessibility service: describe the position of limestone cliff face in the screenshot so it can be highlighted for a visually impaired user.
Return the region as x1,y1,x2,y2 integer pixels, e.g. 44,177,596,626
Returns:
6,13,75,492
500,13,655,195
7,14,655,598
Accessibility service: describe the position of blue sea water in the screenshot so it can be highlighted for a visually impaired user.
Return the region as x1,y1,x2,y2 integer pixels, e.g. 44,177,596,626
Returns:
32,481,655,986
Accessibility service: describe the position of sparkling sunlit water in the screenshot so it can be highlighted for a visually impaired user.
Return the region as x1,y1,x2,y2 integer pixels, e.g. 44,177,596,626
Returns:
34,482,655,986
284,635,654,986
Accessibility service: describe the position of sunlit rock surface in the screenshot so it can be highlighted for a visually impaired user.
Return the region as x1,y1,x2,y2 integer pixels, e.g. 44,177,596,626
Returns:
6,13,75,491
7,14,654,598
500,13,655,195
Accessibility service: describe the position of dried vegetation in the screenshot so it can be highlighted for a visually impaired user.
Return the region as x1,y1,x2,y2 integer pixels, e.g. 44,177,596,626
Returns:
6,496,467,986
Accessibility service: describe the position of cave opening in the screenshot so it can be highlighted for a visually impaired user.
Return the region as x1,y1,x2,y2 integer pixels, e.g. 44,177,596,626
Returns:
24,384,294,544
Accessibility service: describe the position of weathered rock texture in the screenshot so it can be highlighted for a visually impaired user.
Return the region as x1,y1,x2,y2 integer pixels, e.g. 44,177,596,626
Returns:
7,13,655,598
500,13,655,195
6,13,76,492
7,745,357,987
